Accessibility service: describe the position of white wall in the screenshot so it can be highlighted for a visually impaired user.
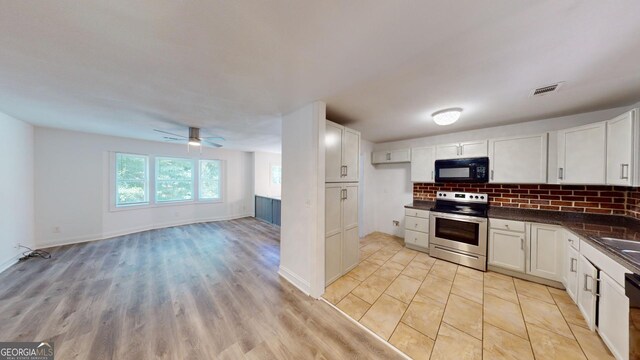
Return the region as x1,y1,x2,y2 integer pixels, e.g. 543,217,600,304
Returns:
0,113,35,272
254,151,281,198
367,105,636,238
280,101,325,298
34,127,254,248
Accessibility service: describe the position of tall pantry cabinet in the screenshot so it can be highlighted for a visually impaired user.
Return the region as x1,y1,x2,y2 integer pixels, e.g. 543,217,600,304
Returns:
325,120,361,285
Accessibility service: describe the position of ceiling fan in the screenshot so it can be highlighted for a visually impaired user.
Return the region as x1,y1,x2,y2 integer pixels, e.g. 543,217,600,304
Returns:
154,127,224,148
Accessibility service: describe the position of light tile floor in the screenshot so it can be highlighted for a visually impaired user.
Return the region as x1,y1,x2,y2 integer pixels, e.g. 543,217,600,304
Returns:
323,232,616,360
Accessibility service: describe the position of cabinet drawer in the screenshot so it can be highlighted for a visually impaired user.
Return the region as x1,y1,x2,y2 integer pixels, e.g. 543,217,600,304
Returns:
405,229,429,248
489,218,525,233
405,216,429,233
566,231,579,251
405,208,430,219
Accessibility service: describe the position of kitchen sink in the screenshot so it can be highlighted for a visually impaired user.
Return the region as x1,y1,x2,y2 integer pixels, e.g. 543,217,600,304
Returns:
600,237,640,252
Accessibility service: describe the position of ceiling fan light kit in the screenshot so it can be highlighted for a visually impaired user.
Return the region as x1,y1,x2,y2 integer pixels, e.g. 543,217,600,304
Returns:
153,127,224,150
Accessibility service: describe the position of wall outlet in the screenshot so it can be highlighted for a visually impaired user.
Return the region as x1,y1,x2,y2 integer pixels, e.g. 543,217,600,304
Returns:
52,226,61,233
393,220,400,227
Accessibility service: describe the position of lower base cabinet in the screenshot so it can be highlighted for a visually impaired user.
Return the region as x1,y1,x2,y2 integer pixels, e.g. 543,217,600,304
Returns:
325,183,359,285
565,245,579,303
404,209,429,251
598,272,629,360
488,229,525,272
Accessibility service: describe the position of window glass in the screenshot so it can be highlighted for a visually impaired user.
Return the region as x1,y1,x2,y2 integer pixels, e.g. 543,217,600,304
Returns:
199,160,222,200
156,157,194,202
271,165,282,185
115,153,149,206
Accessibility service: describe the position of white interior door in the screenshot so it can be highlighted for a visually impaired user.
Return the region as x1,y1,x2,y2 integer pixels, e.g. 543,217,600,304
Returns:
325,122,344,182
577,254,598,330
607,111,634,186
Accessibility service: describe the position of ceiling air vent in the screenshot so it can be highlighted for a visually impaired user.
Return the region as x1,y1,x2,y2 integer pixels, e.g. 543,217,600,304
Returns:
530,82,564,97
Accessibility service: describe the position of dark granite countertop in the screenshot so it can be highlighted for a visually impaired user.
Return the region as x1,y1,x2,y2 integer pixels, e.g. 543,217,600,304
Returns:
405,201,640,274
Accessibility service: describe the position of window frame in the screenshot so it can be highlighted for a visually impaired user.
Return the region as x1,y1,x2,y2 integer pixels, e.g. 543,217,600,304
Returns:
198,159,224,202
109,152,226,212
154,156,196,204
113,152,150,208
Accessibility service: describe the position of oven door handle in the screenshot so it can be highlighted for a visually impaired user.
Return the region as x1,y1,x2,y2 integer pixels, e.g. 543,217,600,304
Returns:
430,212,487,224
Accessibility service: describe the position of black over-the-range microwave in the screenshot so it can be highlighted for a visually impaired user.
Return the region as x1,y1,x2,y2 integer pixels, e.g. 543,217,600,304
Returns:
434,157,489,183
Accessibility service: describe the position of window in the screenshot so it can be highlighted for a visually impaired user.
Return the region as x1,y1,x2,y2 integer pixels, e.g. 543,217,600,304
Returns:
199,159,222,200
271,165,282,185
115,153,149,206
155,157,194,202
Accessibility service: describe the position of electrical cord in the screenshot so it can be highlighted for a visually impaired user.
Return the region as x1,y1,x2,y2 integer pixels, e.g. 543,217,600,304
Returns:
18,245,51,261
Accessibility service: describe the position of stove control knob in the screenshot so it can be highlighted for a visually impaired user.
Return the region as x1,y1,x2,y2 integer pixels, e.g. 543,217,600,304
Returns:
481,196,485,199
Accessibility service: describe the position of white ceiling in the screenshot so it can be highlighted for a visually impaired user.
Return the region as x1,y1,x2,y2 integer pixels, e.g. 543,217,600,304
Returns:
1,1,639,152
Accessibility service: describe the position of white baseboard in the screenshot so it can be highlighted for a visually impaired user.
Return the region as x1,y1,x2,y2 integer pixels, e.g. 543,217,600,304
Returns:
278,266,311,295
0,252,22,275
36,213,254,249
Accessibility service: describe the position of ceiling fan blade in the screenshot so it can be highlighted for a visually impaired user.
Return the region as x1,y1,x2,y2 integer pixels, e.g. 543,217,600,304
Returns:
163,136,184,141
203,140,223,147
154,129,187,138
203,136,225,141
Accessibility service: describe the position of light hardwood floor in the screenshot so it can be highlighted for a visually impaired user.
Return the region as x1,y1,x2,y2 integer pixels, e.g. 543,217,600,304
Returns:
0,218,402,360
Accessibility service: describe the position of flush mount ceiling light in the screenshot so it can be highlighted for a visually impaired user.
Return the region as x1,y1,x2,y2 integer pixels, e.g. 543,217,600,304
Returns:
432,108,463,126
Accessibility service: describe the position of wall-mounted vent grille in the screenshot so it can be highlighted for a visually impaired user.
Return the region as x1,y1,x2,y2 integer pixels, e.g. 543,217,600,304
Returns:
530,82,564,97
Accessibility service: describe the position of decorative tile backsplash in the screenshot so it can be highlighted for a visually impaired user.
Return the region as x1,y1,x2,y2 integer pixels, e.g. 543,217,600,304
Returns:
413,183,636,216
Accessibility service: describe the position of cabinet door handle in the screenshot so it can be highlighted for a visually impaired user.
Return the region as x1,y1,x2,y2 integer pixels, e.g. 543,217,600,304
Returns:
558,167,564,180
570,258,577,272
344,166,348,177
491,170,494,181
431,170,434,180
621,164,629,180
386,152,391,161
583,274,599,294
520,238,524,250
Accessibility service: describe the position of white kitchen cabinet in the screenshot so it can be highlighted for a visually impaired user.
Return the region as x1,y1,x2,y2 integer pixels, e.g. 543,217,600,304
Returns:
577,254,598,331
489,134,548,183
325,183,359,285
557,122,606,184
607,108,639,187
461,140,489,158
598,271,629,360
435,140,488,160
528,224,564,282
488,229,526,272
325,120,360,182
404,208,429,251
411,146,436,183
565,245,579,303
372,148,411,164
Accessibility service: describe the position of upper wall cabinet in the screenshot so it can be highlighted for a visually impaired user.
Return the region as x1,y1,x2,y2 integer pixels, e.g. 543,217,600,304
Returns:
435,140,488,160
411,146,436,183
326,120,360,183
489,134,548,183
557,122,607,184
371,148,411,164
606,109,639,186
